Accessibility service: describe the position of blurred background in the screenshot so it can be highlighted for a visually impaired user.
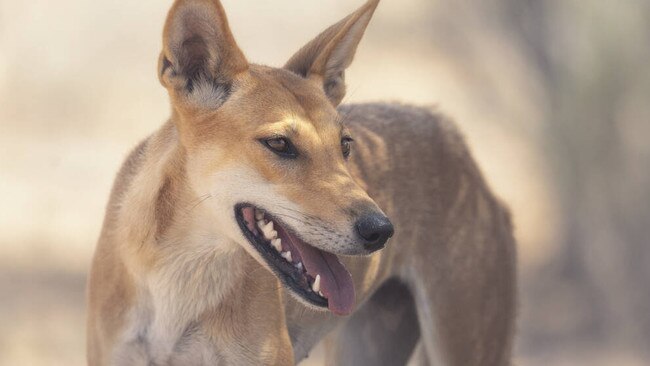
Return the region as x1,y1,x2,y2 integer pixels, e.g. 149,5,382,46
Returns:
1,0,649,364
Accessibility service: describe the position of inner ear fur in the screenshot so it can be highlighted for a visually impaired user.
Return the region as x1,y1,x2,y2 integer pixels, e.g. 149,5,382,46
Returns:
159,0,248,107
284,0,380,106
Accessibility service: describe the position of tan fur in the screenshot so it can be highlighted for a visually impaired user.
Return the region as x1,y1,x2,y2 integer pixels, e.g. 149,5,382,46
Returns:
87,0,516,365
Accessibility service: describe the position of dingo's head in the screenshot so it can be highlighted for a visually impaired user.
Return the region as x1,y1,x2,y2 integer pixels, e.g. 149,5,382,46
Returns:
159,0,391,315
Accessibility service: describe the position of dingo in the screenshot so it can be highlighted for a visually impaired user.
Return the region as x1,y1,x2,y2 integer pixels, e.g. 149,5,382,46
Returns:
87,0,516,364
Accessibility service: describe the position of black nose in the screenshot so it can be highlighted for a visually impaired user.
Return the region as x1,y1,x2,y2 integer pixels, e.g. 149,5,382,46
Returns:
355,213,394,251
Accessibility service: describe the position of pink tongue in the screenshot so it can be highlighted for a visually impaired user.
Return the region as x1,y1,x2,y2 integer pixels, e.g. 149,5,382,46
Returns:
242,207,355,315
294,241,355,315
276,226,355,315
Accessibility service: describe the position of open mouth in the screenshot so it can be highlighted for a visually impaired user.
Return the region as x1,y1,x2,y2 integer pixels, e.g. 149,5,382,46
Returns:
235,203,355,315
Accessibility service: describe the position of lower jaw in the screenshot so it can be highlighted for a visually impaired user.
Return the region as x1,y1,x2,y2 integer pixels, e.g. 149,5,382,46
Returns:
234,203,329,309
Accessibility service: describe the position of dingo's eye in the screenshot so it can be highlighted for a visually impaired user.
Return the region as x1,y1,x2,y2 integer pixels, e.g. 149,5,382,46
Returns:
341,137,353,158
262,137,298,158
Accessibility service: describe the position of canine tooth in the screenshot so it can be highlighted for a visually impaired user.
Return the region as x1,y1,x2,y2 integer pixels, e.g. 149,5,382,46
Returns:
255,210,264,221
318,291,324,297
281,251,292,262
257,220,266,229
311,274,321,293
271,238,282,252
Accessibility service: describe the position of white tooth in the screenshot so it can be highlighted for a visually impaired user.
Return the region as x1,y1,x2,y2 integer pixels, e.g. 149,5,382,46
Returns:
262,222,276,240
264,230,277,240
318,291,324,297
271,238,282,252
264,221,274,231
281,251,292,262
294,262,303,271
312,274,321,293
255,210,264,221
257,220,266,229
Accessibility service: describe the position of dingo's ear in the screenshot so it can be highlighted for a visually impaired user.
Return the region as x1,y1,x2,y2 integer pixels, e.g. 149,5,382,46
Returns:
284,0,379,106
159,0,247,108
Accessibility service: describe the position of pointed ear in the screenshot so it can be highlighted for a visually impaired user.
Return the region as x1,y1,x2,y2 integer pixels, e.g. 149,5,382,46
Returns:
284,0,379,106
159,0,248,108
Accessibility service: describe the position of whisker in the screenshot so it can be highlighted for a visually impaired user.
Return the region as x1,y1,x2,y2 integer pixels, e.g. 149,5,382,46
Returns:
274,215,343,242
274,204,324,222
177,193,213,218
338,103,359,126
189,194,212,211
338,83,361,111
272,212,315,226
